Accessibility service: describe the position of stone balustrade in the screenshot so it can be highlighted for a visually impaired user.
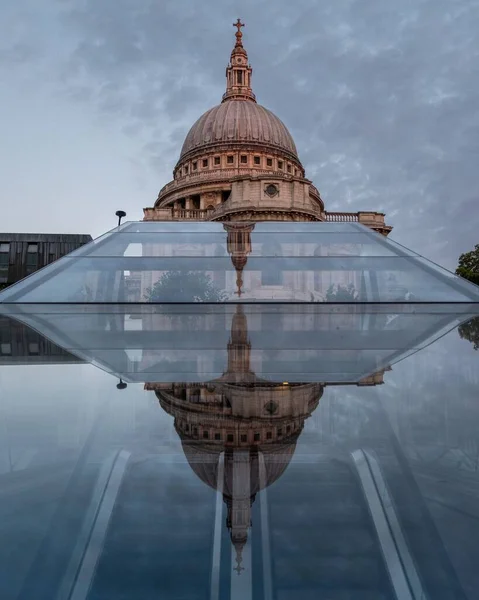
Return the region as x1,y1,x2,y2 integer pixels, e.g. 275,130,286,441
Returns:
144,205,392,236
324,212,359,222
325,211,392,235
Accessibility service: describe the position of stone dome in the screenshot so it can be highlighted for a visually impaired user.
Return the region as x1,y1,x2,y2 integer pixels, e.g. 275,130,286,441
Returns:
180,100,299,161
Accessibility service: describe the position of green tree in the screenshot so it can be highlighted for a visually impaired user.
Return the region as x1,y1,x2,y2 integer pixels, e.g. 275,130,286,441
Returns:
145,270,227,302
456,244,479,286
458,317,479,351
325,283,358,302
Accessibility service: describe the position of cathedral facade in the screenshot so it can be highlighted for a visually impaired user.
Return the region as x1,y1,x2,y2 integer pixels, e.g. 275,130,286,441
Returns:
143,20,392,237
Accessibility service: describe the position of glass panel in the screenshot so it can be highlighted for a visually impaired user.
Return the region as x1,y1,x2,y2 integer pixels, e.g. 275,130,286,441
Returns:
76,232,406,257
2,255,477,303
121,221,365,233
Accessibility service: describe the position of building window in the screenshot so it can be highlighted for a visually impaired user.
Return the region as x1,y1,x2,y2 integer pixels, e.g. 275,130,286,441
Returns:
193,161,198,171
185,424,190,431
184,165,189,174
287,425,291,433
215,432,221,440
240,155,248,164
193,427,198,437
203,430,209,439
278,428,283,437
1,343,12,355
254,156,261,165
214,156,221,166
266,158,273,167
0,243,9,273
28,342,39,355
254,433,260,442
240,434,247,443
237,70,243,85
266,431,272,440
278,160,283,170
287,164,292,173
227,433,234,442
26,244,38,271
202,158,208,168
227,155,234,164
265,184,279,198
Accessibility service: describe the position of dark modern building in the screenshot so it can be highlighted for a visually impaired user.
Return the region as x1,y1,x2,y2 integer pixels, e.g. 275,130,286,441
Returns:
0,233,92,289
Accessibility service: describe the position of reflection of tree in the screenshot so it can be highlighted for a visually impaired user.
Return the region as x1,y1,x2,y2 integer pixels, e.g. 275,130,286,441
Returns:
325,283,358,302
145,270,227,302
458,317,479,351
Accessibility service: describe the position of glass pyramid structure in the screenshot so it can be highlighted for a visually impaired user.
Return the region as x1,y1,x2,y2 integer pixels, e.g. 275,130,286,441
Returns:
1,221,479,304
1,221,478,383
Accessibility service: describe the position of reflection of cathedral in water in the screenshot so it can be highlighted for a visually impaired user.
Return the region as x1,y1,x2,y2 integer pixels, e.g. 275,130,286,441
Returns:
146,303,387,572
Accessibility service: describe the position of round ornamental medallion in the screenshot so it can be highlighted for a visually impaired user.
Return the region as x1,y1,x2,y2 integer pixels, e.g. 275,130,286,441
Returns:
264,401,279,415
265,184,279,198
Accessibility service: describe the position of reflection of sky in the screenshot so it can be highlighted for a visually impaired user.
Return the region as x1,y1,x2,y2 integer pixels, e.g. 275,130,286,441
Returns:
1,323,479,597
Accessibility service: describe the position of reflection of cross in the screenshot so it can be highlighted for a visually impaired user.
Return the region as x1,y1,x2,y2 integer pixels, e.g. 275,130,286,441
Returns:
234,561,245,575
233,18,245,34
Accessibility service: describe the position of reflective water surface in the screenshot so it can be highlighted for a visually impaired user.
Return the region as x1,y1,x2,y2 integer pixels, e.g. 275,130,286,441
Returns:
1,310,479,599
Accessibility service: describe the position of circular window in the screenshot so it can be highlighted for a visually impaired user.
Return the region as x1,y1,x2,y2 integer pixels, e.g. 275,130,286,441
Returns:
265,184,279,198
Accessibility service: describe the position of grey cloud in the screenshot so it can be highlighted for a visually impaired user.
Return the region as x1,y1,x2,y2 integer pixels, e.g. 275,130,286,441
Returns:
2,0,479,267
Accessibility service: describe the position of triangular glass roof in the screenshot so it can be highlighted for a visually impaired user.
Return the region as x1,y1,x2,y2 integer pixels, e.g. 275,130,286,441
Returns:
1,221,479,304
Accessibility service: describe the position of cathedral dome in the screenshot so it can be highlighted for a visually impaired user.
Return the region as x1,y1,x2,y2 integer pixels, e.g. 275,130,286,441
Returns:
146,20,327,224
180,100,298,161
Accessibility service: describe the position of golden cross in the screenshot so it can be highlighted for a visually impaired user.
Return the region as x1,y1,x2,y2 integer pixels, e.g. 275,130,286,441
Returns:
233,18,245,34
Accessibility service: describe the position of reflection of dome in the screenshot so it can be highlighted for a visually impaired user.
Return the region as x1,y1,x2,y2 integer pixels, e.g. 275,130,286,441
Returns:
180,101,298,161
180,438,298,497
148,304,323,575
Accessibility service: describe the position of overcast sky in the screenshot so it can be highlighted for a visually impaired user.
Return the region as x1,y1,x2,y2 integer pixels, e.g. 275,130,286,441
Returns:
1,0,478,269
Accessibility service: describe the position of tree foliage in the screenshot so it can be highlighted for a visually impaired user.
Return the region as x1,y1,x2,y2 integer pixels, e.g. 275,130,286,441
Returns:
456,244,479,286
458,317,479,351
325,283,358,302
145,270,227,302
